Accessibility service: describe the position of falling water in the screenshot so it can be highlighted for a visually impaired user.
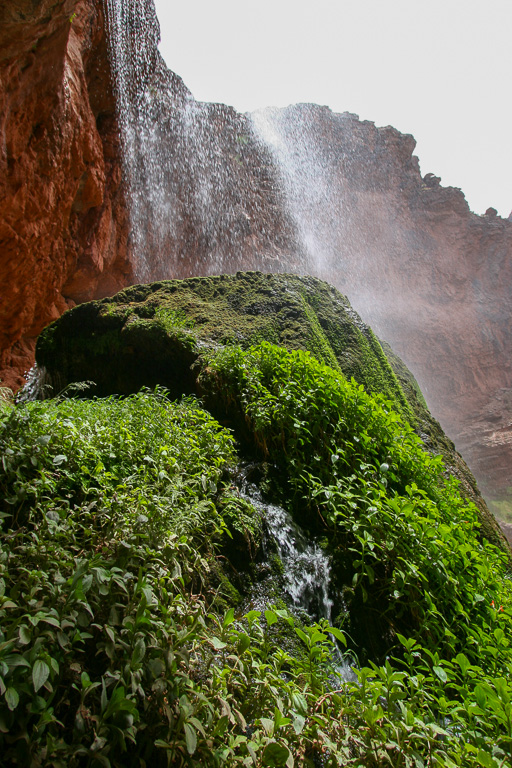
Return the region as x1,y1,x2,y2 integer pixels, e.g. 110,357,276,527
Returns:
241,481,333,623
251,105,348,278
103,0,301,281
103,0,164,280
240,479,355,679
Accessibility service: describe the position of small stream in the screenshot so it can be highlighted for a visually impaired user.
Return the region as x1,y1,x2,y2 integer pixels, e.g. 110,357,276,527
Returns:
239,475,354,679
244,482,334,622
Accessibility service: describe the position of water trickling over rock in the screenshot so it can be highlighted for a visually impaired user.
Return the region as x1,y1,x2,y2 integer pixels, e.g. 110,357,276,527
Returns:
3,0,512,531
103,0,174,280
102,0,302,281
243,482,334,623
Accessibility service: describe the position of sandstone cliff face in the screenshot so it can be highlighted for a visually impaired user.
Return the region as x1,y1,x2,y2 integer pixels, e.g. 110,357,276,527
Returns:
0,0,132,391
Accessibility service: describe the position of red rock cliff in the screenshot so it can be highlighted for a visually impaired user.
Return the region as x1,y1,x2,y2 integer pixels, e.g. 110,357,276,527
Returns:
0,0,132,391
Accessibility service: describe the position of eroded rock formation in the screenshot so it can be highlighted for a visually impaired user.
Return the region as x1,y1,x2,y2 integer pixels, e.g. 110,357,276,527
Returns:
35,271,507,551
0,0,132,390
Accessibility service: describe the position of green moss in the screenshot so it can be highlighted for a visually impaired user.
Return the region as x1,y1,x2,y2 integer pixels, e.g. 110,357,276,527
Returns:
34,272,502,547
37,273,413,416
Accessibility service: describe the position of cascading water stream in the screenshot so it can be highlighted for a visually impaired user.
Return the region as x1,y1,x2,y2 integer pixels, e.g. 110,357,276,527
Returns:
102,0,301,281
240,478,354,679
244,483,334,622
103,0,165,280
251,105,346,278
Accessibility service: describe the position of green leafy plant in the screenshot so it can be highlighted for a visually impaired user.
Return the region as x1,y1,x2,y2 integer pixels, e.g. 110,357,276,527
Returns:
1,344,512,766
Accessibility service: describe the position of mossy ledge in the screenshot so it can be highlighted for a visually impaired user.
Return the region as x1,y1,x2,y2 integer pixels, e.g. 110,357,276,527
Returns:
36,271,504,549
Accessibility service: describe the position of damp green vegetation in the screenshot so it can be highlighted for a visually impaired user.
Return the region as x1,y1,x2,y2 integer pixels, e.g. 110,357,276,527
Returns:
1,340,512,767
36,273,503,542
36,273,412,421
489,492,512,524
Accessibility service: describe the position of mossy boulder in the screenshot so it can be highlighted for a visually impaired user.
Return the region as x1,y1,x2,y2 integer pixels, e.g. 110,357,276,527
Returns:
36,272,506,550
37,273,407,407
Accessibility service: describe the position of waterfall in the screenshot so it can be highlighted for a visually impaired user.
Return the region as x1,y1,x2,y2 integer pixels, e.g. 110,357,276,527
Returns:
240,481,334,623
103,0,302,281
251,105,344,277
103,0,165,280
102,0,323,284
240,479,355,679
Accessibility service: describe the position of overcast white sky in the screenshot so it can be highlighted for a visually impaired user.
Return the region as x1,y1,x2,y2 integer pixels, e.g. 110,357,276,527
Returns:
153,0,511,217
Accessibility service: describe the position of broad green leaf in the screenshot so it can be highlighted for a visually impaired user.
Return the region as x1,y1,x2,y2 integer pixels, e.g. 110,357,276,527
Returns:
265,609,278,627
223,607,235,628
247,742,258,765
32,660,50,692
262,741,291,767
142,587,153,605
184,722,197,755
260,717,274,736
5,687,19,711
237,633,251,654
39,614,61,628
433,666,448,683
291,693,307,716
474,684,488,710
476,749,496,768
244,610,261,625
18,625,31,645
131,637,146,666
329,627,347,646
292,714,305,734
455,653,470,676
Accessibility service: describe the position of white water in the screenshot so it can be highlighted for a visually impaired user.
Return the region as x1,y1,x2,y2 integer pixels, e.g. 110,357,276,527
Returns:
240,480,354,679
240,481,333,622
103,0,299,281
103,0,165,280
251,105,347,278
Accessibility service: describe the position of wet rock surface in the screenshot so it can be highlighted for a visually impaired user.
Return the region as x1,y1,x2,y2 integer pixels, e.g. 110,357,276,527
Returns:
35,271,508,551
0,0,132,391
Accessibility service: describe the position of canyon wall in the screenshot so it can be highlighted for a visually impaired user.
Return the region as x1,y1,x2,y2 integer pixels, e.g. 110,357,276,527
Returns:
0,0,132,390
1,0,512,519
263,105,512,517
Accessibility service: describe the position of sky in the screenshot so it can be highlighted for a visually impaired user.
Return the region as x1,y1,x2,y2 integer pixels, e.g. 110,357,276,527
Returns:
153,0,511,217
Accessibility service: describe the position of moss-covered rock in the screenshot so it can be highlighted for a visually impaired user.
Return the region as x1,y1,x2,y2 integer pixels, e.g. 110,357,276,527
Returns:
35,272,507,551
38,273,408,411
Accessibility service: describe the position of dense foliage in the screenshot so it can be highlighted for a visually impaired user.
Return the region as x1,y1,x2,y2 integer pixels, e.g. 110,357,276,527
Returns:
0,345,511,767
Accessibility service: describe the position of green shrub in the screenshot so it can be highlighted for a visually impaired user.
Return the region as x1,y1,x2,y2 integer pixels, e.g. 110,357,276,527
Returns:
1,353,511,767
205,342,512,663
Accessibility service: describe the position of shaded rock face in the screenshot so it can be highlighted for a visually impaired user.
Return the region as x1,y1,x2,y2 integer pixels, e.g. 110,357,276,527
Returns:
0,0,132,391
2,0,512,521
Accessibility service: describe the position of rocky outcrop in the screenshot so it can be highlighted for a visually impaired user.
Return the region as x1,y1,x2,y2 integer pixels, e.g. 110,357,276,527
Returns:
34,271,507,551
0,0,132,391
280,105,512,518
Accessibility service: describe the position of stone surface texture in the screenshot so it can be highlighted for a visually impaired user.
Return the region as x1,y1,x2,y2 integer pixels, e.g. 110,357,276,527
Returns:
0,0,132,391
